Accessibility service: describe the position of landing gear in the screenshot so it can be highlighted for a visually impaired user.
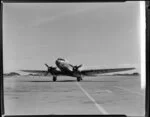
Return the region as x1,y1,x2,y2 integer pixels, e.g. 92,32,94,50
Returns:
77,77,82,82
53,76,57,82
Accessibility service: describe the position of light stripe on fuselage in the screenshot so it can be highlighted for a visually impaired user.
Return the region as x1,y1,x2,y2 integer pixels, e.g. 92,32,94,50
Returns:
55,59,73,73
55,58,82,77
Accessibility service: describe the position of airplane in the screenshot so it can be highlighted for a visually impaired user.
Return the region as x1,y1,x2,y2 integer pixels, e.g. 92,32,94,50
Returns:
21,58,135,82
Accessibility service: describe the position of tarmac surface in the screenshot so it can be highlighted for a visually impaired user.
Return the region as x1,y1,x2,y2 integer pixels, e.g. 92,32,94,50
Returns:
4,75,145,116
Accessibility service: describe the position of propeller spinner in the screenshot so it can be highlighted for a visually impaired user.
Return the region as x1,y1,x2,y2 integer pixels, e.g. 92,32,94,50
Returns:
73,64,82,71
45,64,56,76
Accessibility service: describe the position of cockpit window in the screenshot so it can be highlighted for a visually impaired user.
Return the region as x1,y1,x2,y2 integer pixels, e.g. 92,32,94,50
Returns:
57,58,65,61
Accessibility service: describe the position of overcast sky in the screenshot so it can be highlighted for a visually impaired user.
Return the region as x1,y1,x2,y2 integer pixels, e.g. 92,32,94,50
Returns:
3,2,141,74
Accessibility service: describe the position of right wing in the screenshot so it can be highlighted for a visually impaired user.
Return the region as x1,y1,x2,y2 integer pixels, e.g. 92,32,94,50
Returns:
81,67,135,76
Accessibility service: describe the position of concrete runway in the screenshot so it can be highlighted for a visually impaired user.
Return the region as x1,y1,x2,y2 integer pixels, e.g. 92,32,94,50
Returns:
4,75,145,116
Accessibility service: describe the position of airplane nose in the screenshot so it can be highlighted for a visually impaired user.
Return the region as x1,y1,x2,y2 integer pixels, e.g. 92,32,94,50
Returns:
55,59,59,66
55,59,62,65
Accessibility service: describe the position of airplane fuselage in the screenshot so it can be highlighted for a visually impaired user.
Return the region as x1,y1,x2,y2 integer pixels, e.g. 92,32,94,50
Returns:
55,58,81,78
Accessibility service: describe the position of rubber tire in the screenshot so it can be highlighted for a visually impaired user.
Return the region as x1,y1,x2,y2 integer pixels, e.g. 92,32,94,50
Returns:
53,76,57,82
77,77,81,82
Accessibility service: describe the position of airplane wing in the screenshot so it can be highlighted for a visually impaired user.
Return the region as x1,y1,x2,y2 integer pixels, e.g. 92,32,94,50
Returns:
20,70,47,74
80,67,135,76
20,70,68,76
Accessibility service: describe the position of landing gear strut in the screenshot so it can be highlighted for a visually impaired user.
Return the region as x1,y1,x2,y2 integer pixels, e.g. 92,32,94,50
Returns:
77,77,82,82
53,76,57,82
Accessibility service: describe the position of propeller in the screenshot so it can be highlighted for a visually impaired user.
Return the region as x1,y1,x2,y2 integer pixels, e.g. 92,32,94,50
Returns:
45,64,57,76
73,64,82,71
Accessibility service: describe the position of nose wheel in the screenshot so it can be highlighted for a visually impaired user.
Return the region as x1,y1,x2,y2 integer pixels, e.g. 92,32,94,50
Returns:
53,76,57,82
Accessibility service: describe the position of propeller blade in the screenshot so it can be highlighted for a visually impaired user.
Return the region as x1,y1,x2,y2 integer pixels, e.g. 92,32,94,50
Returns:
77,64,82,68
45,64,49,68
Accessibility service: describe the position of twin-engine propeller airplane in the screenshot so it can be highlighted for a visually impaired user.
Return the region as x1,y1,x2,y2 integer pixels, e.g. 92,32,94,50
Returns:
21,58,135,82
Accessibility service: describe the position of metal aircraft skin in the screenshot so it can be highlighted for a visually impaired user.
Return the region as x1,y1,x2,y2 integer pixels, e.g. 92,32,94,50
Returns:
21,58,135,82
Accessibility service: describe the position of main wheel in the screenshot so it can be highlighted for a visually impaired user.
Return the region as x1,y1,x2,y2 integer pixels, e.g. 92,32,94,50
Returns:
53,76,57,82
77,77,82,82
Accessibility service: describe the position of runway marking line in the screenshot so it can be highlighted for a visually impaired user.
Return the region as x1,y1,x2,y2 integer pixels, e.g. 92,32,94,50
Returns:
114,86,144,96
76,82,108,114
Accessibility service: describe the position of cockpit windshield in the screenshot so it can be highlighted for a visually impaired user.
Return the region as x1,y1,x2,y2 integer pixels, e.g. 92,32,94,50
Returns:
57,58,65,61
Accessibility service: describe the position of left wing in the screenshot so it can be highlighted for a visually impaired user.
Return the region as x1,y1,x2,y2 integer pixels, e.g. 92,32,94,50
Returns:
20,70,47,74
81,67,135,76
20,69,71,76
